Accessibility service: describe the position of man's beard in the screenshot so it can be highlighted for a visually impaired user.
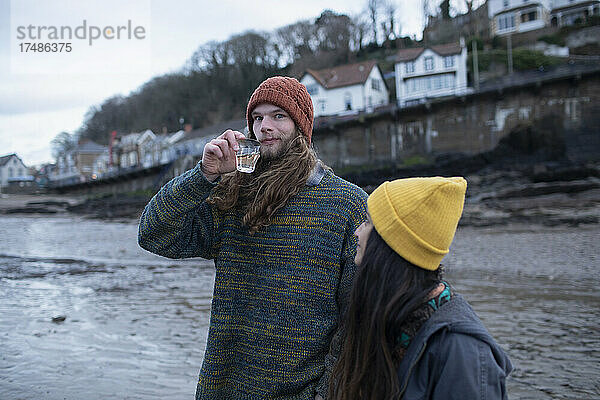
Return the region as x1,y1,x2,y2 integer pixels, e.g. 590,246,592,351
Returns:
236,137,299,204
208,133,316,233
259,137,292,161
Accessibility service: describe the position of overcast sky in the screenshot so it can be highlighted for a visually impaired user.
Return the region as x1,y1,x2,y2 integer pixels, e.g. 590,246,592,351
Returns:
0,0,434,166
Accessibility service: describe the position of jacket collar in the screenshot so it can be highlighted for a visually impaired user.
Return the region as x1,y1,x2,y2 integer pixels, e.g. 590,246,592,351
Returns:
306,161,325,187
396,294,512,393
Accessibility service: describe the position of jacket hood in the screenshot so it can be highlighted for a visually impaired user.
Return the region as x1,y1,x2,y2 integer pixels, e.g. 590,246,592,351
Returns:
397,294,513,378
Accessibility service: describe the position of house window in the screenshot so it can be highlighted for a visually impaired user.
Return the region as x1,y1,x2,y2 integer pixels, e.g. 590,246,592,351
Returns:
318,100,326,112
8,167,13,177
405,73,455,94
405,61,415,73
371,79,381,91
498,13,515,30
521,10,538,22
424,56,434,71
344,93,352,110
306,84,319,96
503,0,509,7
444,56,454,68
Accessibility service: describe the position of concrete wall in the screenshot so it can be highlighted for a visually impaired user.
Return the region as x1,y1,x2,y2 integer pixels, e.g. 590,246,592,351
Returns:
55,155,198,196
314,71,600,168
55,70,599,195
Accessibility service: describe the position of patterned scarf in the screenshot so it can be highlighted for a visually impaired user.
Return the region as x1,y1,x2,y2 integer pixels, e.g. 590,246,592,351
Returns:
394,282,452,361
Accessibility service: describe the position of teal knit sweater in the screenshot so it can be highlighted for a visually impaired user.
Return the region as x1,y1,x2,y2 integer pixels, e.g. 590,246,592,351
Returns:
138,162,367,399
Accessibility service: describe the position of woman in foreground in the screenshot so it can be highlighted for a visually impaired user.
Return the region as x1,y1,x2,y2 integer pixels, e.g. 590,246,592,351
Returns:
329,177,512,400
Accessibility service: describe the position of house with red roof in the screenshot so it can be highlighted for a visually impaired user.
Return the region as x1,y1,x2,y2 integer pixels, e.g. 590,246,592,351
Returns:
394,39,470,108
300,60,389,117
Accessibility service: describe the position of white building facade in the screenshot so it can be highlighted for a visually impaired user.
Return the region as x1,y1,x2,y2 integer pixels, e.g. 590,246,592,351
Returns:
394,41,469,108
301,60,389,117
0,154,29,188
488,0,552,35
551,0,600,26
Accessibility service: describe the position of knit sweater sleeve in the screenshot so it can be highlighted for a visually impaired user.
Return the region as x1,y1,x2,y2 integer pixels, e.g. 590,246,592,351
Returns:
315,186,368,398
138,162,221,260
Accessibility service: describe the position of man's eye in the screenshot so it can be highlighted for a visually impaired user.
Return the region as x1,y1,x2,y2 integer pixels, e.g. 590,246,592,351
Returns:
254,116,263,121
275,114,285,119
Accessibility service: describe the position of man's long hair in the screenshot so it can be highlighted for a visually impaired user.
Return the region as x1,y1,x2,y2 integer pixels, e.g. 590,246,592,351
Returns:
208,130,317,234
329,229,443,400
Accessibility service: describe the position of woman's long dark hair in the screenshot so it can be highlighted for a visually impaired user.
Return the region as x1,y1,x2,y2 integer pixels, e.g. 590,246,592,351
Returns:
330,228,443,400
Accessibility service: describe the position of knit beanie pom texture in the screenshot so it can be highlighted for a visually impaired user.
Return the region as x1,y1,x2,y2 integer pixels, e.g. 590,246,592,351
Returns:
367,177,467,271
246,76,314,144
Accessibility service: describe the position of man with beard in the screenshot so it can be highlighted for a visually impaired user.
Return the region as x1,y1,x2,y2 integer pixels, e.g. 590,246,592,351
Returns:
138,76,367,399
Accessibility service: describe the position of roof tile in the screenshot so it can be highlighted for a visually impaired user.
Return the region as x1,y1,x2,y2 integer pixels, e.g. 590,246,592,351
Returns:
306,60,378,89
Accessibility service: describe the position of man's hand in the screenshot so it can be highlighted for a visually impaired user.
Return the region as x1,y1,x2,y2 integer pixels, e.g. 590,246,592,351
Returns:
201,129,246,181
315,394,324,400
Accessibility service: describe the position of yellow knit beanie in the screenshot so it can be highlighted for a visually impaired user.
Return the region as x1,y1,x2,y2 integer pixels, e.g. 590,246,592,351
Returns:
367,177,467,271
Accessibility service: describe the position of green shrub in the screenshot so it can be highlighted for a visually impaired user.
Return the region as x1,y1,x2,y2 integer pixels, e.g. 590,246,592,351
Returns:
538,34,565,46
512,49,563,70
469,48,564,72
401,155,430,167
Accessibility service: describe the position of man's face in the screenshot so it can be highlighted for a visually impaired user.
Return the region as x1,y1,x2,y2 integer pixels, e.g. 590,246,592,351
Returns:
251,103,298,160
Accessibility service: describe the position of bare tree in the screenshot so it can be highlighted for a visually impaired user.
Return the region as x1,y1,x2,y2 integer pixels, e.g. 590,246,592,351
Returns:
226,31,273,67
51,131,77,159
464,0,475,14
189,40,232,71
387,1,399,40
381,0,399,42
275,25,299,66
350,13,370,52
315,9,353,62
368,0,380,44
274,20,317,64
422,0,433,29
440,0,451,19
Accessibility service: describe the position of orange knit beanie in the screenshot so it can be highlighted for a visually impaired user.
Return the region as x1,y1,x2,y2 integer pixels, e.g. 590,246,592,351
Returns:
246,76,314,144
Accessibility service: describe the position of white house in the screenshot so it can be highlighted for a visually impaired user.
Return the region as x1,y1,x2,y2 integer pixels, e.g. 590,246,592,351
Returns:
116,130,154,169
488,0,552,35
300,60,389,117
0,153,29,188
53,151,79,182
551,0,600,27
112,128,198,170
394,40,469,108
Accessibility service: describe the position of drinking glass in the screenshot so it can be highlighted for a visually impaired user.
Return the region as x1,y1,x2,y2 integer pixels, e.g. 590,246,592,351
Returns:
235,138,261,173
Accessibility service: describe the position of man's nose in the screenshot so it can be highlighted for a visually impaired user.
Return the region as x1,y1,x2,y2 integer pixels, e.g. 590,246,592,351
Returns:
260,116,274,132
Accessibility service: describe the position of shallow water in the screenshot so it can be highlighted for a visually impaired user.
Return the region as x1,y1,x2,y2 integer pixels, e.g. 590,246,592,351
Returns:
0,215,598,399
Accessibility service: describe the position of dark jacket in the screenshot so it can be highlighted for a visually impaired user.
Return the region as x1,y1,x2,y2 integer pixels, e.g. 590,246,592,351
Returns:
397,294,513,399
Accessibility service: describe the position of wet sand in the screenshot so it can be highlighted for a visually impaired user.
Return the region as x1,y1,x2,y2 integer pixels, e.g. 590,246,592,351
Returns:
0,215,599,399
